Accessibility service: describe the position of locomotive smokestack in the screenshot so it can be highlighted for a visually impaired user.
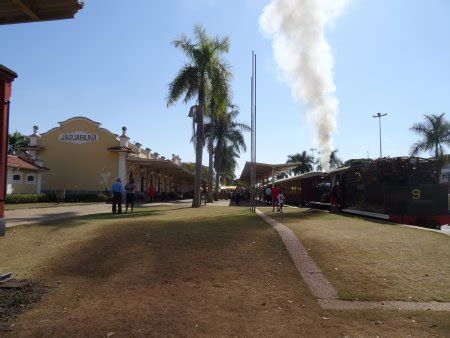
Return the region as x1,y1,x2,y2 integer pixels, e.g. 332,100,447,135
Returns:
259,0,349,171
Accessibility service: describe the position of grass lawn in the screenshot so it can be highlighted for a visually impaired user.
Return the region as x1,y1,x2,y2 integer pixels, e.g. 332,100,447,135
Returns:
263,207,450,302
1,205,449,336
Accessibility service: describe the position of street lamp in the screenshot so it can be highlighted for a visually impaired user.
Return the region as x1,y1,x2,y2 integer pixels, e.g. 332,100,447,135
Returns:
372,112,388,158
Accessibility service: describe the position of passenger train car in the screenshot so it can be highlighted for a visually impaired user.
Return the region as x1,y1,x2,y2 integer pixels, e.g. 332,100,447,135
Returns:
276,157,450,229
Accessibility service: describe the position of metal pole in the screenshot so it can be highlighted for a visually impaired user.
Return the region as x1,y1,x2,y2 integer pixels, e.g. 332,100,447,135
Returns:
378,117,382,158
253,53,257,212
373,113,387,158
250,51,254,212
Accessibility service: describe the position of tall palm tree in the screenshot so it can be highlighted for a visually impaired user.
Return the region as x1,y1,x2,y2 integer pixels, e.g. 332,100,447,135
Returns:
218,145,239,185
205,92,230,203
286,151,315,175
410,113,450,158
167,25,231,207
8,131,29,155
205,105,249,197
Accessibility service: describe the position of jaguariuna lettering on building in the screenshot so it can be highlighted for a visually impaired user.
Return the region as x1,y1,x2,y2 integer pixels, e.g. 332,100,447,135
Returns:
59,131,99,144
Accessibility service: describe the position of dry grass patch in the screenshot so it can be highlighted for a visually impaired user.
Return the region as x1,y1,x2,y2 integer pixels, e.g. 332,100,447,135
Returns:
264,207,450,302
1,205,449,336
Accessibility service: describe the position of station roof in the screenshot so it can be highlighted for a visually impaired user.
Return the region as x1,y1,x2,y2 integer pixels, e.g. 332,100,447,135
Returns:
7,155,49,171
127,158,200,182
0,0,83,25
239,161,301,184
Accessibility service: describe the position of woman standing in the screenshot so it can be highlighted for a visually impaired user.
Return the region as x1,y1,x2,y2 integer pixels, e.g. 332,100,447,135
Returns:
125,178,136,213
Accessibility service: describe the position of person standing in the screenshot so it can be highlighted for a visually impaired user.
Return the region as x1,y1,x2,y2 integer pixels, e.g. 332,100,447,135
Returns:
277,191,285,213
272,185,280,210
111,178,124,214
148,185,156,202
125,178,136,213
264,185,272,206
235,186,241,206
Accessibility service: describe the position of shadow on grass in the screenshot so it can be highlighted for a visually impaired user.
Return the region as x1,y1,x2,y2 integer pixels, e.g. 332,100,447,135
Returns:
44,212,271,282
21,206,190,231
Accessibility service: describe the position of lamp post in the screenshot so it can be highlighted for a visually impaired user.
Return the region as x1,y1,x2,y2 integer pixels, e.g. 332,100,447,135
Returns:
372,113,388,158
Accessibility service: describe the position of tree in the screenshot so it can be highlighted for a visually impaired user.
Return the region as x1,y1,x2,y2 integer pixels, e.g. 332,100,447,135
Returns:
410,113,450,158
181,162,209,181
167,25,231,207
316,149,344,171
286,151,315,175
8,131,29,155
218,145,239,185
205,105,249,198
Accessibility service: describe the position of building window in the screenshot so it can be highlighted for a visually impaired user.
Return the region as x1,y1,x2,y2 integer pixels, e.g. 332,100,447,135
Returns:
12,174,21,183
27,174,36,184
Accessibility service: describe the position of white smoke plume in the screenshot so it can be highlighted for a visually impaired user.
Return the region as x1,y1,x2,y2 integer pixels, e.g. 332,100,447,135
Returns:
260,0,349,171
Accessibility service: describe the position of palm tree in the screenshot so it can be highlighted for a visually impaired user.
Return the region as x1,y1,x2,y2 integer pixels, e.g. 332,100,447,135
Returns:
206,92,230,203
410,113,450,158
205,105,249,197
218,145,239,185
286,151,315,175
329,150,344,169
8,131,29,155
167,25,231,207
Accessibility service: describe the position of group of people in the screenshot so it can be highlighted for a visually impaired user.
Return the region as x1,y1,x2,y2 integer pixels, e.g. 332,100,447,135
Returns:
111,178,136,214
110,178,160,214
263,184,285,212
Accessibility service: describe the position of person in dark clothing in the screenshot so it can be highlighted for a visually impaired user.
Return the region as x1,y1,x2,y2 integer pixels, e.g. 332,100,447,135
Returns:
235,186,242,206
125,178,136,213
111,178,124,214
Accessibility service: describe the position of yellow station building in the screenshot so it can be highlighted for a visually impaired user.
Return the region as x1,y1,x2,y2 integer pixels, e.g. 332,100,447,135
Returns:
22,116,196,196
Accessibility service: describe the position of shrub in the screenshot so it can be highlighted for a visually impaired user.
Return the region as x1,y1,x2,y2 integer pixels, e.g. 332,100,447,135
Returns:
5,194,50,204
5,193,108,204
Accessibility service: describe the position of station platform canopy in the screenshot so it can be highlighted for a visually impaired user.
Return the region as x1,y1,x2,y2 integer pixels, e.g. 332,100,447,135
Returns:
239,161,301,185
127,158,200,182
0,0,83,25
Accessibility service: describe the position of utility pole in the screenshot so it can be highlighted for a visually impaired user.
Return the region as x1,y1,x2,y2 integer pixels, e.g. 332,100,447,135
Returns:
250,51,257,212
372,113,387,158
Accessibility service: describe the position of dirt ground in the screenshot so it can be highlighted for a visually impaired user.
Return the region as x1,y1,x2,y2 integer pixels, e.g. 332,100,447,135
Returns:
265,207,450,302
1,205,449,337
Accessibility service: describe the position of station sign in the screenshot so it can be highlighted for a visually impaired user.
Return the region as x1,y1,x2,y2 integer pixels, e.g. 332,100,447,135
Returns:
59,131,99,144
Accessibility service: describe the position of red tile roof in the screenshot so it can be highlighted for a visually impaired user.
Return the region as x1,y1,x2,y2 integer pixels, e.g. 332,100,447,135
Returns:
7,155,46,171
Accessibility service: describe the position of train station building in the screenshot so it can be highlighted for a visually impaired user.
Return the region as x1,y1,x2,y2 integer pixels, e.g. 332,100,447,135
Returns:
21,116,196,196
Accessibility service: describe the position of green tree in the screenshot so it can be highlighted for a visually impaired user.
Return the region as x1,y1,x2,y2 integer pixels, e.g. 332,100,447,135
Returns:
316,149,344,171
8,131,29,155
218,145,239,185
205,105,249,197
410,113,450,158
167,25,231,207
181,162,209,181
286,151,315,175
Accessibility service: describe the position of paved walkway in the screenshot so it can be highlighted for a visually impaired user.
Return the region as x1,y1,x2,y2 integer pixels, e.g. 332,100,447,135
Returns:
5,200,193,228
256,209,450,311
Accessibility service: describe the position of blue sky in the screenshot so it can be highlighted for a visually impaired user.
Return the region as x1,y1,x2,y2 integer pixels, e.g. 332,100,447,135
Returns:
2,0,450,174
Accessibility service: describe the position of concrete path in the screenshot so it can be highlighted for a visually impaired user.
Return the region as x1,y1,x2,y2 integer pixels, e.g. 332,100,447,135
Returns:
256,209,450,311
5,200,193,228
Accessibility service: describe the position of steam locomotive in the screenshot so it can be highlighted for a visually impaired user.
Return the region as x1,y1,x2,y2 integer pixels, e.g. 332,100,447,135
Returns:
276,157,450,229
